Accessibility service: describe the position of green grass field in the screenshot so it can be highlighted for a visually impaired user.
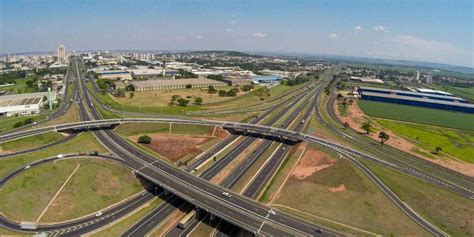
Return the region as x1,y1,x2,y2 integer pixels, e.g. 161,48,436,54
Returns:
273,151,427,236
365,161,474,237
377,119,474,163
40,159,143,223
116,123,214,136
0,115,44,133
1,132,65,152
0,159,78,221
0,132,106,177
87,83,201,115
358,100,474,130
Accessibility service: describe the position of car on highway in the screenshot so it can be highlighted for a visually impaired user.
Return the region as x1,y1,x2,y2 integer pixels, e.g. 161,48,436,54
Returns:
95,211,102,217
222,192,232,198
57,154,65,158
268,209,276,215
24,165,31,170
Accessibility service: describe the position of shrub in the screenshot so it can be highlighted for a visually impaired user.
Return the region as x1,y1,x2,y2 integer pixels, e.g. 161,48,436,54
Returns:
138,135,152,144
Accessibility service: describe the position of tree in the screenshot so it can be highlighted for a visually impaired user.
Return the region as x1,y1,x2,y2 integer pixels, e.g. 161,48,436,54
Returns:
241,84,254,92
435,146,443,154
378,131,390,145
194,97,203,105
177,98,189,106
208,85,217,94
361,121,372,134
218,90,227,97
138,135,152,144
186,84,192,89
116,88,126,97
126,84,135,91
129,92,134,99
171,95,181,102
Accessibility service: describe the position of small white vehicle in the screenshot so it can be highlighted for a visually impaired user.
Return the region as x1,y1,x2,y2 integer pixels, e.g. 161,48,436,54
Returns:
268,209,276,215
222,192,232,198
57,154,65,158
95,211,102,217
282,147,286,150
24,165,31,170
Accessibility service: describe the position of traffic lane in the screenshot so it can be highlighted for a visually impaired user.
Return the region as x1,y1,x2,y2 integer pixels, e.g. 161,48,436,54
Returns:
221,139,272,188
137,167,270,235
123,197,184,237
52,192,154,236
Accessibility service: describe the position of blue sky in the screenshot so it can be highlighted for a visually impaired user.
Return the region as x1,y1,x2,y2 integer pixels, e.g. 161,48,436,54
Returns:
1,0,472,67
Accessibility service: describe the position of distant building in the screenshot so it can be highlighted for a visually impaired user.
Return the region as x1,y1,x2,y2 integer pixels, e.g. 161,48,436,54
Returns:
98,70,132,80
350,76,384,84
358,87,473,113
425,73,433,84
0,92,52,117
221,78,251,86
131,78,226,91
130,69,163,79
251,75,282,84
414,70,420,82
4,54,10,63
57,44,66,63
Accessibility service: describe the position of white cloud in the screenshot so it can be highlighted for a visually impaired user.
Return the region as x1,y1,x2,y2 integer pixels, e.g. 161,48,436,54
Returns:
373,26,388,32
329,33,339,38
354,26,362,31
175,36,185,40
253,32,266,38
391,35,462,53
230,19,239,25
224,28,233,32
195,34,203,39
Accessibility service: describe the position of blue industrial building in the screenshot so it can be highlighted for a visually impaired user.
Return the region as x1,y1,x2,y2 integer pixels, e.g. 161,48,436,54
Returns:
358,87,474,114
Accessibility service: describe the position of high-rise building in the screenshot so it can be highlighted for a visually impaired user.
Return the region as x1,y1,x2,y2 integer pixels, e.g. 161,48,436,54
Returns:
4,54,10,63
426,73,433,84
414,70,420,81
57,44,66,63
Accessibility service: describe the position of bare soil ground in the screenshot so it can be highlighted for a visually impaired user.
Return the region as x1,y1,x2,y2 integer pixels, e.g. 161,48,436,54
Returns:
129,134,219,162
213,127,229,139
335,100,474,177
291,149,337,180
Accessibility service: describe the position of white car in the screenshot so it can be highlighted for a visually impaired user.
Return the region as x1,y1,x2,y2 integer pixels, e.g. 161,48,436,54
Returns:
222,192,232,198
24,165,31,170
268,209,276,215
95,211,102,217
57,154,65,158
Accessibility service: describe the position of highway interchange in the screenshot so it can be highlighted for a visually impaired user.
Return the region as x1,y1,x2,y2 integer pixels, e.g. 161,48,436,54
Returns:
0,57,472,236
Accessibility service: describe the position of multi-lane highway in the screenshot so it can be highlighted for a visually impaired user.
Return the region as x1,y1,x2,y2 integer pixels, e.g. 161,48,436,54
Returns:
0,57,469,236
71,57,335,236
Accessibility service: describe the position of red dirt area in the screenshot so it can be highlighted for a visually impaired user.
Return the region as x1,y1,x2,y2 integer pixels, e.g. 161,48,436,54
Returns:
291,149,337,180
129,134,217,162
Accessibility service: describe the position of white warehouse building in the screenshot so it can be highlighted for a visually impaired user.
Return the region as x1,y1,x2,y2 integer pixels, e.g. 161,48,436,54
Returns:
0,92,50,117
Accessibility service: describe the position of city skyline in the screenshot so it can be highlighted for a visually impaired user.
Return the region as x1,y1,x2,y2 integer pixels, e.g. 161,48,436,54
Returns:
1,0,473,68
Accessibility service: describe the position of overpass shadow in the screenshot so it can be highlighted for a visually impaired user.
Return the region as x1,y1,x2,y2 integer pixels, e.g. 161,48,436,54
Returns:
225,128,299,146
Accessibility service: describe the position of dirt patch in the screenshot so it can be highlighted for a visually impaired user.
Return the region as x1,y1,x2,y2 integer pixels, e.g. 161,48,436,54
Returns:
291,150,337,180
328,184,347,192
129,134,218,162
336,100,474,177
213,127,230,139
